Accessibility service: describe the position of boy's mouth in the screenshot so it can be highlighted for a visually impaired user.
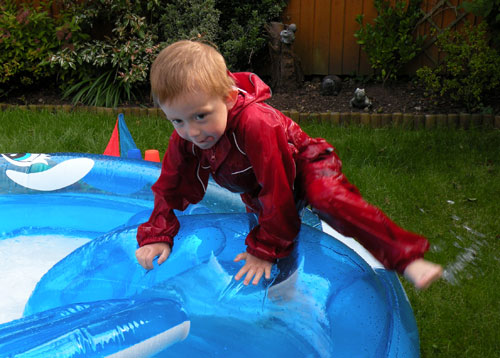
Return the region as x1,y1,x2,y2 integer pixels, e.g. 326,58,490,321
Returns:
196,136,214,145
194,139,214,149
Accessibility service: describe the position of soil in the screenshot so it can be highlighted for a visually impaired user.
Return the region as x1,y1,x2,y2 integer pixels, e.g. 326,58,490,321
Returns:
3,76,500,115
265,76,500,115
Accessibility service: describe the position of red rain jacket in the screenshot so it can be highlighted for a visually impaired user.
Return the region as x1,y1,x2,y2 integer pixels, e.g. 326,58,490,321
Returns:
137,72,429,271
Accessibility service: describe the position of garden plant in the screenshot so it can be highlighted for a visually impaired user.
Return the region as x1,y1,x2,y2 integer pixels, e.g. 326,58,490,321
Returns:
0,0,83,98
354,0,424,85
416,22,500,112
461,0,500,48
46,0,286,107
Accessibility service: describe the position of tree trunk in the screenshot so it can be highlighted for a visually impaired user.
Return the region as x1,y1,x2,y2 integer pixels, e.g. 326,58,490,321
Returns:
265,22,303,93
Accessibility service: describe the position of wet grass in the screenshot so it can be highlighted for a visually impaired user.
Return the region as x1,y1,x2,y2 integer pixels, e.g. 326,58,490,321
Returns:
1,109,499,357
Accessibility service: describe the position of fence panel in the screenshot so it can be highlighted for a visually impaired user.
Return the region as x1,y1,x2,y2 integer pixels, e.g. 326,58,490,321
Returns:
329,0,346,74
312,0,331,74
282,0,479,76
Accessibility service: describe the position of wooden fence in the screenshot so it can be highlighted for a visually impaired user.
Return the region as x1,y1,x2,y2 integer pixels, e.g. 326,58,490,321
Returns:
282,0,480,76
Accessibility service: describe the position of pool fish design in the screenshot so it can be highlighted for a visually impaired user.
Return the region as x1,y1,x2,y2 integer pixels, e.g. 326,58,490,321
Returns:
1,153,94,191
1,153,50,167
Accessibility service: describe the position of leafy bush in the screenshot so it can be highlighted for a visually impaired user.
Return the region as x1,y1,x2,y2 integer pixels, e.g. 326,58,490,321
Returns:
217,0,287,69
49,1,164,107
355,0,424,85
0,0,82,97
158,0,220,45
48,0,286,107
56,0,221,107
416,22,500,112
461,0,500,48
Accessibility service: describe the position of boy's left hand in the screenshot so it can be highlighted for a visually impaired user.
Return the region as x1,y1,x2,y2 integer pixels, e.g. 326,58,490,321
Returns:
234,252,273,286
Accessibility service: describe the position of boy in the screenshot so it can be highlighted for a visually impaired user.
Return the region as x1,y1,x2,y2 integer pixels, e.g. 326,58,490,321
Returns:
136,40,442,289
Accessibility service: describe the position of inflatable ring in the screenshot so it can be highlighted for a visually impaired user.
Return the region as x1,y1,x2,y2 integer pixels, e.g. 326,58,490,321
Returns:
0,153,419,357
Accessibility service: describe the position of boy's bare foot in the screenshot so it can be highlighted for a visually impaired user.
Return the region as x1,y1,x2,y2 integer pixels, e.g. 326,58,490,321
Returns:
403,258,443,290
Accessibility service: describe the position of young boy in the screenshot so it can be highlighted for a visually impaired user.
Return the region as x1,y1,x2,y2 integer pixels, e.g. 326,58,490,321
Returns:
136,40,442,289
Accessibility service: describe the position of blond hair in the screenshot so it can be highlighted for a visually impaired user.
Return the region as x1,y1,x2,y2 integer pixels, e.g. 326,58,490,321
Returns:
151,40,235,105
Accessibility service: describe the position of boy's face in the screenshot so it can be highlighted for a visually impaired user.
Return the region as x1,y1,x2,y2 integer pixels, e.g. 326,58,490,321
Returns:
161,90,237,150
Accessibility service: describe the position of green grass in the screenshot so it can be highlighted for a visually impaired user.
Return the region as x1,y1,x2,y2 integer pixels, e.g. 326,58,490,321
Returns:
1,109,499,357
0,109,172,154
301,123,500,358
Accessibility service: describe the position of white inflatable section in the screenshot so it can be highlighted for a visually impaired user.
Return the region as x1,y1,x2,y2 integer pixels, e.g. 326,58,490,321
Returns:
105,321,191,358
321,220,384,270
6,158,94,191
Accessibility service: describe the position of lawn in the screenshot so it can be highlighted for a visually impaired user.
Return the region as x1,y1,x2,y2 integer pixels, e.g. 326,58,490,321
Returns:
0,108,499,357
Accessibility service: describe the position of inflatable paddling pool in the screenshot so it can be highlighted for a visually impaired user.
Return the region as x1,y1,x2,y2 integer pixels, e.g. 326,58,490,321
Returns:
0,153,420,357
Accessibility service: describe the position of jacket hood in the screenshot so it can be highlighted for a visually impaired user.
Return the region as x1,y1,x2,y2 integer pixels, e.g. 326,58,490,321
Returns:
228,72,272,119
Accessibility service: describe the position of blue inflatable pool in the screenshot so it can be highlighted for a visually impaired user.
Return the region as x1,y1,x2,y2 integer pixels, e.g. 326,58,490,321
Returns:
0,153,420,357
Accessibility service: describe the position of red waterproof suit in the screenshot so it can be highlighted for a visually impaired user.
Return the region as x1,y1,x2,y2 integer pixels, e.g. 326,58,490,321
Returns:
137,72,429,273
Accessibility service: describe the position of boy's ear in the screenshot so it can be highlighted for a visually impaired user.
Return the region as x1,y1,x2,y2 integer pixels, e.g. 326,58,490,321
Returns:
225,89,238,110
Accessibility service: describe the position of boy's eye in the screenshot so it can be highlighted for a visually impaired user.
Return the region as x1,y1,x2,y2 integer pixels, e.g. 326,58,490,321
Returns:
195,114,206,121
171,119,183,125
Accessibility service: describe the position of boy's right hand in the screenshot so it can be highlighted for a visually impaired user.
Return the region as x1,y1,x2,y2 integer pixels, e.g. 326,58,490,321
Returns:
135,242,171,270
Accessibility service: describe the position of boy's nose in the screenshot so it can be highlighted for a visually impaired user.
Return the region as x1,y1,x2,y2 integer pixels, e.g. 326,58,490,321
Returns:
187,124,201,138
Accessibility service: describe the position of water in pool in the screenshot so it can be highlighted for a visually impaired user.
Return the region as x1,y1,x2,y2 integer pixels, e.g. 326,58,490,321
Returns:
0,235,90,323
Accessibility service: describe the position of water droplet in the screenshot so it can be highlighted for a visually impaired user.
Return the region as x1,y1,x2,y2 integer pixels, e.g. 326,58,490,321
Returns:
430,244,442,253
447,200,455,205
463,225,486,238
442,239,486,286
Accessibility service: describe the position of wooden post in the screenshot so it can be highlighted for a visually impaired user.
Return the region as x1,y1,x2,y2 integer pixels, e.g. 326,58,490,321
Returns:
459,113,471,129
289,110,300,123
447,113,458,129
361,113,371,126
330,112,341,126
392,112,403,127
402,113,414,129
414,114,425,129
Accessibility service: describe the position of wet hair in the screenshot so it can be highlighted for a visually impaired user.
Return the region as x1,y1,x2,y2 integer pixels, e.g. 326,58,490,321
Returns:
151,40,235,105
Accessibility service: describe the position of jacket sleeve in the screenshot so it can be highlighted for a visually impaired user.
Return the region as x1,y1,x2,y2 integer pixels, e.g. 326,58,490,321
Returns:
240,108,301,262
136,132,208,248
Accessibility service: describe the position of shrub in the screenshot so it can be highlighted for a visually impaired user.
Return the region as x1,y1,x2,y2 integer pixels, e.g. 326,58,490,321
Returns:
355,0,424,85
461,0,500,48
157,0,220,45
416,22,500,112
54,0,222,107
217,0,287,70
49,0,287,107
49,1,165,107
0,0,82,97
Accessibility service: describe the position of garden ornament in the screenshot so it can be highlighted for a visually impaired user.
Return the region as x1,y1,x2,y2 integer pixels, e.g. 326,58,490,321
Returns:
350,88,372,109
320,75,342,96
280,23,297,44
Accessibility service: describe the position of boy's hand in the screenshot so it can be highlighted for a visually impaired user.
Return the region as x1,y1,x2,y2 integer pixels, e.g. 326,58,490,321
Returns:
403,258,443,290
234,252,273,286
135,242,171,270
